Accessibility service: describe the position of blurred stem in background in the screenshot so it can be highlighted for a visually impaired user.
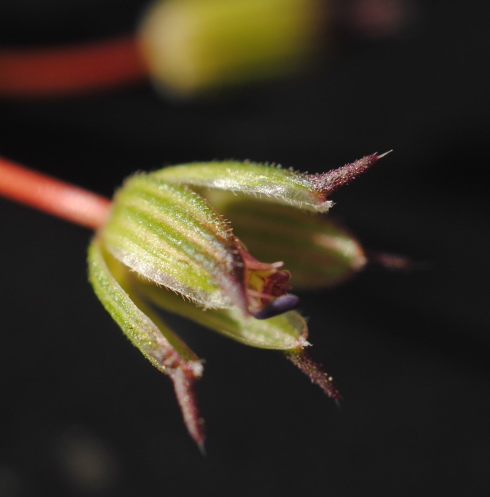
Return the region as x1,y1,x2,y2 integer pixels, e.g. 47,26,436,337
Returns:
0,0,414,99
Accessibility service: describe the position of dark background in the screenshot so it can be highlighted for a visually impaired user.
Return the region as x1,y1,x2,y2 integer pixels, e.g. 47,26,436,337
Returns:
1,1,489,496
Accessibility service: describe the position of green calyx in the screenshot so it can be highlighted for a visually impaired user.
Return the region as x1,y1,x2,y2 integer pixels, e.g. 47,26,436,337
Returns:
88,155,382,448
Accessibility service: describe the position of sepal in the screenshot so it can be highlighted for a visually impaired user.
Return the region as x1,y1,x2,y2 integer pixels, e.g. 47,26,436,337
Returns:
155,154,381,212
135,275,309,350
101,172,248,313
216,197,367,288
88,237,205,447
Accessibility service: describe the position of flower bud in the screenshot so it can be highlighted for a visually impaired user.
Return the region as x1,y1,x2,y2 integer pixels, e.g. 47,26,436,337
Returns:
138,0,328,95
89,154,383,448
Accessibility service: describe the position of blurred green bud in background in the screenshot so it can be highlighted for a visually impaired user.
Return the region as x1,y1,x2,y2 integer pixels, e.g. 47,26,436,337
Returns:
139,0,329,95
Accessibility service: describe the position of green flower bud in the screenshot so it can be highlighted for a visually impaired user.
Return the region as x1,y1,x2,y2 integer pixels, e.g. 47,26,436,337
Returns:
139,0,328,95
88,154,382,448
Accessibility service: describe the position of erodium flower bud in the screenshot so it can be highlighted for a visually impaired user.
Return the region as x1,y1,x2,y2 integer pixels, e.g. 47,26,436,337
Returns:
88,154,382,449
139,0,328,95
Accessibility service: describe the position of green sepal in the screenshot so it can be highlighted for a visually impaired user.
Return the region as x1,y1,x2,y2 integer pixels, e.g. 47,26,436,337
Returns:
215,195,367,288
135,276,309,350
153,161,334,212
101,172,247,312
88,236,203,376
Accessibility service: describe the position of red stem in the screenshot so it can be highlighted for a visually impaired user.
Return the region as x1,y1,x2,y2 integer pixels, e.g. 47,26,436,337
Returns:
0,156,111,230
0,35,148,97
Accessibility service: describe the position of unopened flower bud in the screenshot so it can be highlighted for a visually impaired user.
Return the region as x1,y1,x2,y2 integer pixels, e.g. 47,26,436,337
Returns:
139,0,328,95
88,154,384,448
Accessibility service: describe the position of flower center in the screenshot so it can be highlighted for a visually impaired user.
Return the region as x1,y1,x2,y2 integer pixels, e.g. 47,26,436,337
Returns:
238,246,298,319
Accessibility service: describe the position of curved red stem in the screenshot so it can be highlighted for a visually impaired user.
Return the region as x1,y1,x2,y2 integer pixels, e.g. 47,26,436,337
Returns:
0,156,110,230
0,35,148,97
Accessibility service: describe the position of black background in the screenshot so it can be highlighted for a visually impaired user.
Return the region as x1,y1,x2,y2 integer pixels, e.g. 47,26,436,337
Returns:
1,1,489,496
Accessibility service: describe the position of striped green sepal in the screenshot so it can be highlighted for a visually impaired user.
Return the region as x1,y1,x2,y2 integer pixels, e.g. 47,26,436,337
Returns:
154,155,381,213
135,276,309,350
216,196,367,288
101,172,247,312
88,237,205,446
153,161,334,212
88,237,202,375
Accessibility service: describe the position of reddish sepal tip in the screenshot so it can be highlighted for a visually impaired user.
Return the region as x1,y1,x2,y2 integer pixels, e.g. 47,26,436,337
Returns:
284,348,341,401
170,368,205,450
368,251,419,271
309,152,390,197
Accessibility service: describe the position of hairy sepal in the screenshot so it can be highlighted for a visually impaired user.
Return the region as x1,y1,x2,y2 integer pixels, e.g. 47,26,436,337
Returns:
216,196,367,289
154,155,382,213
88,237,205,447
101,172,247,312
153,161,334,212
135,276,309,350
88,237,201,374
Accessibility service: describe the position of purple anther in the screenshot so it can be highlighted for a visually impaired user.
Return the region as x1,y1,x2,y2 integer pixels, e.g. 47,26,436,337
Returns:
252,294,300,320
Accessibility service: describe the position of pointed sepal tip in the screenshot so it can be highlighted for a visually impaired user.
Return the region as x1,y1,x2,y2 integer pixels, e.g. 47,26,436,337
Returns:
284,347,341,401
308,152,391,197
170,367,205,451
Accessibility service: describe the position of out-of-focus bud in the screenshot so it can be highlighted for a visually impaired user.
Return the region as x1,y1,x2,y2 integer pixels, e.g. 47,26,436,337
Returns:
339,0,418,40
138,0,328,95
